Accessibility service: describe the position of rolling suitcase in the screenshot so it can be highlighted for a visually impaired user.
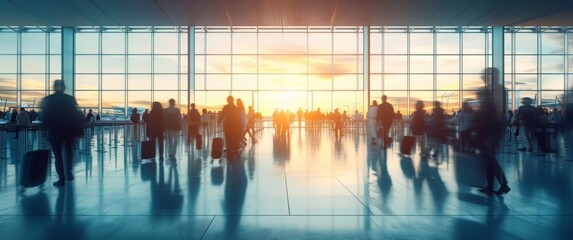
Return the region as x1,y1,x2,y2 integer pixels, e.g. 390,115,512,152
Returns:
21,150,50,189
141,140,155,159
211,137,224,159
195,134,203,150
400,136,415,155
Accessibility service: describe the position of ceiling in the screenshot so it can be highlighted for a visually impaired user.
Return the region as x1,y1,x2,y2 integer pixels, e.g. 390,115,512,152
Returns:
1,0,573,26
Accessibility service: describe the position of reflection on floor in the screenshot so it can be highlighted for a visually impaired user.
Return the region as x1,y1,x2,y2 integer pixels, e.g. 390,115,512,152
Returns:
1,126,573,239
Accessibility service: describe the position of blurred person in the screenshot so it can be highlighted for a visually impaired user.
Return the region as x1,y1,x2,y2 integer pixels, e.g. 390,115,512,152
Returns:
148,102,165,160
474,89,509,196
427,101,446,157
10,108,17,123
549,108,564,137
201,108,209,135
244,106,258,144
452,102,475,152
15,107,30,139
367,100,379,145
219,96,242,156
28,108,37,121
236,99,248,146
187,103,201,145
376,95,395,148
41,80,82,186
410,101,427,157
332,108,343,138
164,99,181,159
297,107,303,128
272,109,279,134
515,97,536,152
142,108,150,140
130,108,140,140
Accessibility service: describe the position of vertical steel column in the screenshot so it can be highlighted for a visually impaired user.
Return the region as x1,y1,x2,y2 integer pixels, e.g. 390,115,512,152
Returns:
188,26,195,109
363,26,370,116
492,26,505,115
61,26,75,96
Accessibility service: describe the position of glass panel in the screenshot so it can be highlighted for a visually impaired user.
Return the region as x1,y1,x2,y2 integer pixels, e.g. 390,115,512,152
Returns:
436,91,460,112
333,56,357,74
154,33,179,54
541,33,564,54
409,91,434,113
308,33,332,54
437,56,459,73
154,55,179,73
204,91,229,110
384,33,407,54
333,91,362,113
541,75,564,90
50,32,61,54
232,33,257,54
504,33,512,55
206,55,231,73
21,74,45,90
308,56,331,73
463,74,485,90
128,55,151,73
22,55,46,73
383,74,407,90
21,91,45,108
515,33,537,54
370,55,382,73
50,55,61,73
102,55,125,73
76,33,99,54
206,33,231,54
370,74,382,90
0,74,17,90
205,75,231,90
381,91,408,114
540,91,562,108
75,91,99,107
384,56,407,73
284,55,307,73
232,74,257,90
194,74,205,90
333,33,357,54
75,74,98,90
541,55,564,73
128,75,151,90
128,91,152,111
0,55,17,73
259,74,284,90
232,55,257,73
515,55,537,73
514,74,538,90
102,74,125,90
463,55,486,73
75,55,99,73
102,33,125,54
410,56,433,73
195,32,205,55
195,55,205,73
437,75,460,90
370,32,382,54
437,33,459,54
154,91,181,108
463,34,485,54
101,91,125,108
308,74,332,90
333,74,357,90
410,33,433,54
0,33,17,53
154,74,178,90
283,33,307,54
22,33,46,54
128,33,151,54
410,74,433,90
312,91,331,112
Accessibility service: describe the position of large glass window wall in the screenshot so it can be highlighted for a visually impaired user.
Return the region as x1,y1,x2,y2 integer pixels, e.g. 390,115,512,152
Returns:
1,26,571,117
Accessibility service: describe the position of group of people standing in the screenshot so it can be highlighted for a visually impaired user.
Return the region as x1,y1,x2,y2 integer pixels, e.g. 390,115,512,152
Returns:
366,95,395,148
219,96,258,157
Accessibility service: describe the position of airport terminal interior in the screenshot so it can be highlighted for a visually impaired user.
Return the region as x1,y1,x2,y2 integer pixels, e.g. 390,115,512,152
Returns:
1,0,573,239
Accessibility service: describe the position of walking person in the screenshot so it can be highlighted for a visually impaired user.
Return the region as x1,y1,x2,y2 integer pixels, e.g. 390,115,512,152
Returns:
367,101,379,145
410,101,428,157
142,108,150,140
332,109,343,139
41,80,82,187
15,107,31,139
515,97,537,152
130,108,140,140
200,108,209,136
148,102,165,160
164,99,182,159
297,107,303,128
452,102,475,152
236,99,248,147
376,95,395,148
187,103,201,145
244,106,258,144
427,101,446,157
218,96,241,156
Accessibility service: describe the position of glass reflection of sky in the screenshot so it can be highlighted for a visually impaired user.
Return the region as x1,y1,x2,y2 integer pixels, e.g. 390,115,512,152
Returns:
0,27,572,115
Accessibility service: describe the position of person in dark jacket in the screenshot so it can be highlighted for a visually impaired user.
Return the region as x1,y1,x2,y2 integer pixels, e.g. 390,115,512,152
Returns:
130,108,140,140
142,108,150,140
515,97,536,152
164,99,182,159
41,80,82,187
376,95,395,148
410,101,427,157
187,103,201,145
148,102,165,160
10,108,17,123
332,108,343,138
218,96,241,156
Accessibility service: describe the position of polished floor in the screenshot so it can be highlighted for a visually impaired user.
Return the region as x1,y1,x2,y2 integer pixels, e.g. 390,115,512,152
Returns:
1,125,573,240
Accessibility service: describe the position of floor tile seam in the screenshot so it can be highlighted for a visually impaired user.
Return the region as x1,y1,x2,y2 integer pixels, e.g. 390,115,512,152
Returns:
199,215,216,240
284,163,291,216
4,214,573,217
335,177,375,216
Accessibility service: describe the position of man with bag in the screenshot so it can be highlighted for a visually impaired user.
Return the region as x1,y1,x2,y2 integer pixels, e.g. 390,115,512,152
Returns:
41,80,82,187
376,95,395,148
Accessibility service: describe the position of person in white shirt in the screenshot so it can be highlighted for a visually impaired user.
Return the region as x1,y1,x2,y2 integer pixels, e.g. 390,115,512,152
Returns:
367,100,379,145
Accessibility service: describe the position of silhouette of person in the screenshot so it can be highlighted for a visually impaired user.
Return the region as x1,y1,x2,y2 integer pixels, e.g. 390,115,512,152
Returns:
41,80,81,186
410,101,427,157
332,108,343,138
15,107,30,139
187,103,201,145
297,107,303,128
515,97,536,152
148,102,165,160
367,100,379,145
376,95,395,148
218,96,241,156
244,106,258,144
130,108,140,140
164,99,181,159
